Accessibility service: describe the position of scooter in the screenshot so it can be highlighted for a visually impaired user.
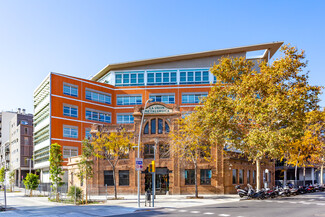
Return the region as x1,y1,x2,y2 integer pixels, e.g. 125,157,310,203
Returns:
247,184,265,200
235,185,248,198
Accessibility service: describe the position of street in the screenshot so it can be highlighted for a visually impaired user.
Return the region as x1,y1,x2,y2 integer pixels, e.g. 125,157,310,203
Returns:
120,192,325,217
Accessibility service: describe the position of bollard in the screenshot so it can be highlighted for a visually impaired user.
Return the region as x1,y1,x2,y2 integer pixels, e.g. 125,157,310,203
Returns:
105,184,108,202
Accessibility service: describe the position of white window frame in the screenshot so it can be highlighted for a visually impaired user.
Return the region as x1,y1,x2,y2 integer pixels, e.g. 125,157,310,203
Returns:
117,113,134,124
63,104,78,118
85,88,111,104
181,92,208,104
63,125,78,139
63,83,78,97
149,93,175,104
63,146,78,158
85,108,111,123
116,94,142,105
115,71,145,86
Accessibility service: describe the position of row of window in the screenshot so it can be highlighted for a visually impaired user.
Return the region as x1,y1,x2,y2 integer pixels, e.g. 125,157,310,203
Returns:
114,69,213,86
64,84,207,105
232,169,257,185
103,169,211,186
64,106,134,124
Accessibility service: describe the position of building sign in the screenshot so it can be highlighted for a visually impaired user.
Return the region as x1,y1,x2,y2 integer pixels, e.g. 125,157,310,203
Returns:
143,105,172,114
135,158,143,171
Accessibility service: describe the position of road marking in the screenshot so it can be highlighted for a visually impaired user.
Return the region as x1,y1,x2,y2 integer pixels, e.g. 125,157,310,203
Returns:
289,202,297,204
302,202,311,205
317,203,325,206
190,211,200,214
277,201,284,203
166,208,176,211
308,199,315,201
179,210,187,212
203,212,214,215
218,214,230,216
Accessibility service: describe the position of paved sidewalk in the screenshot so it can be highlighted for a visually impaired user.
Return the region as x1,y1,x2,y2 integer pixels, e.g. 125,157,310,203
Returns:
1,191,239,216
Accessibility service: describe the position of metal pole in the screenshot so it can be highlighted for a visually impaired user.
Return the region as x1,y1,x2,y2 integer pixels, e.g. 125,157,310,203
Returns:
74,185,76,205
29,159,31,174
106,184,108,201
137,98,152,208
152,144,156,207
4,184,7,210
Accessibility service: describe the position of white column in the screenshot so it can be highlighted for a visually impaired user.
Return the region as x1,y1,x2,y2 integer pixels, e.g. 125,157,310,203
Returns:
311,168,315,185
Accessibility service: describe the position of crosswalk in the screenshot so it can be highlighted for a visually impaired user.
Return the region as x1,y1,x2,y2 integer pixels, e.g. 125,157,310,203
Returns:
164,198,325,217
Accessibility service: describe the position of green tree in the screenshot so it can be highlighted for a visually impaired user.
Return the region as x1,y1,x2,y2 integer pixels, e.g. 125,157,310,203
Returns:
9,171,15,192
197,45,322,190
76,139,94,204
23,173,39,196
169,112,211,198
92,128,133,199
0,167,5,184
49,143,65,201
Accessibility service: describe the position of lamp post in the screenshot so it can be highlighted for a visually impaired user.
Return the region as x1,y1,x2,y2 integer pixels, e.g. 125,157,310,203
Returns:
137,98,153,208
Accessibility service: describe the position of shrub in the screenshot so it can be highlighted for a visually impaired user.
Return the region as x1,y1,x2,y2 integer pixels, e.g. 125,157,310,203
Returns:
68,186,83,201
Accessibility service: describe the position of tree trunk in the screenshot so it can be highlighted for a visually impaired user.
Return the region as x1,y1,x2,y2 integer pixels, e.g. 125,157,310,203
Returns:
283,165,287,186
85,175,88,204
256,159,261,191
194,162,198,198
303,166,306,186
113,166,117,199
30,189,32,197
295,164,298,187
321,164,324,185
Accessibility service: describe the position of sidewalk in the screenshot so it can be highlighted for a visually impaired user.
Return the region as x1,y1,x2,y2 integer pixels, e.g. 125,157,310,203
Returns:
1,191,239,216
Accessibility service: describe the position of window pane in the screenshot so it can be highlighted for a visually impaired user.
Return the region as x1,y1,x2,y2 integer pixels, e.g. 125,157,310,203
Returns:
148,73,154,83
151,119,156,134
158,119,163,134
85,91,91,100
185,170,195,185
123,74,129,84
203,71,209,81
188,72,193,82
156,73,162,83
131,74,137,83
138,73,144,83
195,71,201,81
104,170,114,186
71,87,78,97
116,74,122,84
180,72,186,82
165,122,170,133
163,72,169,83
232,169,237,184
119,170,129,186
144,122,149,134
171,72,177,82
239,169,243,184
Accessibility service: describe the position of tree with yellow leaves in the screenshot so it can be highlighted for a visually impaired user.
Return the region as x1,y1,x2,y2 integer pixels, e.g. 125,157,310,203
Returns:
92,128,134,199
169,112,212,198
197,45,322,190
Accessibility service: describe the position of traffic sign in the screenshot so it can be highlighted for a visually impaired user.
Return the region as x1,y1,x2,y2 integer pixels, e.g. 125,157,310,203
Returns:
135,158,143,171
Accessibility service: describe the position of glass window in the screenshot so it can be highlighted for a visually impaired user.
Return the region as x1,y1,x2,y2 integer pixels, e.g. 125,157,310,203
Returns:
253,170,256,184
63,146,78,158
239,169,244,184
63,84,78,97
119,170,129,186
156,73,162,83
150,94,175,104
148,73,154,83
159,144,170,158
232,169,237,184
144,144,155,159
104,170,114,186
85,110,111,123
85,90,111,104
158,119,163,134
195,71,201,81
185,170,195,185
115,72,144,86
85,129,91,139
171,72,177,82
63,106,78,118
180,72,186,82
63,127,78,139
188,72,194,82
203,71,209,81
144,122,149,134
165,122,170,133
182,93,207,104
151,119,156,134
117,114,134,124
200,169,211,185
179,69,210,84
147,71,177,85
116,96,142,105
247,170,250,184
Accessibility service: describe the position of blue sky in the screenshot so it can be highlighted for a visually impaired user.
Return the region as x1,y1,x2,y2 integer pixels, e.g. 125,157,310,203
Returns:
0,0,324,113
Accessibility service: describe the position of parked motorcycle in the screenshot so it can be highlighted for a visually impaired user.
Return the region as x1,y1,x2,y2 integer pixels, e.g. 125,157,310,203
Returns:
235,185,248,198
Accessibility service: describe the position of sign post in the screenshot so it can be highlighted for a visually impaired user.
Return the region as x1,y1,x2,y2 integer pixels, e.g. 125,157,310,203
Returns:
135,158,143,171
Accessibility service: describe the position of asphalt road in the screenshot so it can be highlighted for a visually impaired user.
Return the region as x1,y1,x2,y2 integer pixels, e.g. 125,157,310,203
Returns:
116,192,325,217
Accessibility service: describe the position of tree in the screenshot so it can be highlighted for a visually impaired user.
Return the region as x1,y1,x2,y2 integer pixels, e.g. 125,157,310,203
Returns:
76,139,94,204
9,171,15,192
169,112,211,198
49,143,65,201
92,128,134,199
197,45,322,190
23,173,39,196
0,167,5,184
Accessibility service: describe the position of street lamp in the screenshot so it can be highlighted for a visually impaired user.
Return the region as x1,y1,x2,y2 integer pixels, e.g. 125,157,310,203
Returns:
137,98,153,208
